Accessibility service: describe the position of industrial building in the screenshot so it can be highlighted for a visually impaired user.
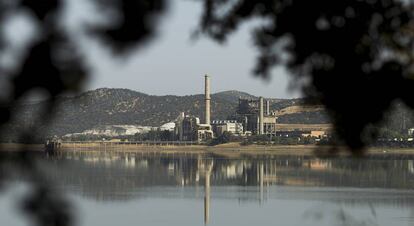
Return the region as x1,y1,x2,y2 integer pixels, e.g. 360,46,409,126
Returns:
211,120,244,136
174,112,197,141
236,97,278,135
174,113,214,142
174,75,214,142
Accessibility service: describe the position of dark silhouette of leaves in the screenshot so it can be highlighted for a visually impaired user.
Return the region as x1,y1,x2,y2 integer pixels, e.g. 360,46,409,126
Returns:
21,186,73,226
88,0,167,54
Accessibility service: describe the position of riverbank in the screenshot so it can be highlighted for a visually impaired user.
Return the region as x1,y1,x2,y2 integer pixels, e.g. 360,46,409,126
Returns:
1,142,414,157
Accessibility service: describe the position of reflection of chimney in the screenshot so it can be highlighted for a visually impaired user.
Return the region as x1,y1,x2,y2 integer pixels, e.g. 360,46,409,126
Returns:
259,162,264,204
205,75,211,125
259,97,264,135
204,161,213,225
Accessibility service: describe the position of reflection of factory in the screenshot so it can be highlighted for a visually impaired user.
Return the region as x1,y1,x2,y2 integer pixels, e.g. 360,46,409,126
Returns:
236,97,278,135
174,75,214,142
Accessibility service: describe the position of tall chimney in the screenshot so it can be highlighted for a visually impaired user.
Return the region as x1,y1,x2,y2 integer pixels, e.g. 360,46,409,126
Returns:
266,100,270,115
205,75,211,125
259,97,264,135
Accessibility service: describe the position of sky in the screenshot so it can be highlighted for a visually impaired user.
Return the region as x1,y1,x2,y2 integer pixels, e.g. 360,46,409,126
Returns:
5,0,301,99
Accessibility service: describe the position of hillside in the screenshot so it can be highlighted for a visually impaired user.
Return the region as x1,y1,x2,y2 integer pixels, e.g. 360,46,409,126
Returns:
212,90,258,103
1,88,329,141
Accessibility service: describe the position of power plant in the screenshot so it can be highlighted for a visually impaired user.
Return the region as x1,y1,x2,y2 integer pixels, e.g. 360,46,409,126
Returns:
174,75,214,142
173,74,279,143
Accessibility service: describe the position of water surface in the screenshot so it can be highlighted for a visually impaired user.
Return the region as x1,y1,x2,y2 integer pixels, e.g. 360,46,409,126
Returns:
2,152,414,226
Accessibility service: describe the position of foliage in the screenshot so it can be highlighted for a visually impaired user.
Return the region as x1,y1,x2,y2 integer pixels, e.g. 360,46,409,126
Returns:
377,127,406,139
209,131,233,145
277,111,330,124
132,130,174,141
241,134,318,145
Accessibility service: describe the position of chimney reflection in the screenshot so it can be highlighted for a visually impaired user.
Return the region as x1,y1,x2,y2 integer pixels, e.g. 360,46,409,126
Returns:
204,160,213,225
259,162,264,204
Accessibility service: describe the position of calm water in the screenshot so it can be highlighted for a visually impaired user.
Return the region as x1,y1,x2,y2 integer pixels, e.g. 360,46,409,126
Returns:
2,152,414,226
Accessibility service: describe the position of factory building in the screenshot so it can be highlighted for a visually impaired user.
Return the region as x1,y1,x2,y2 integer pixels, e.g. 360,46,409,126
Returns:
174,113,214,142
197,123,213,141
175,113,199,141
211,120,244,136
236,97,277,135
174,75,214,142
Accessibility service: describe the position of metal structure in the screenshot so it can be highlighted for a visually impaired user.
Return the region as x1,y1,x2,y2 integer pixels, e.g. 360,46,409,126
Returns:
236,97,277,135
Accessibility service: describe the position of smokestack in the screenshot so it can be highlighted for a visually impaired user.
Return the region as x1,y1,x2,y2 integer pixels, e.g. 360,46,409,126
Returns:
266,100,270,115
205,75,211,125
259,97,264,135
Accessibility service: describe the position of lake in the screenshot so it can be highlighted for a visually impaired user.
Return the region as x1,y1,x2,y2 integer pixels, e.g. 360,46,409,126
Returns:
1,151,414,226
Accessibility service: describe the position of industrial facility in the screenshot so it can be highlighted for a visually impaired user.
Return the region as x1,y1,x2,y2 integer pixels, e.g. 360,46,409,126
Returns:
236,97,278,135
174,75,214,142
173,75,280,143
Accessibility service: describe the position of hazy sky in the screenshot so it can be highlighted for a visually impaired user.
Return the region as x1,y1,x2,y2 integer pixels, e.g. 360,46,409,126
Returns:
7,0,301,99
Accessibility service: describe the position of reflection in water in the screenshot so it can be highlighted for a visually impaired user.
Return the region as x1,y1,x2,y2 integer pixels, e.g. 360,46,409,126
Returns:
39,153,414,200
16,152,414,225
204,160,213,225
260,162,264,204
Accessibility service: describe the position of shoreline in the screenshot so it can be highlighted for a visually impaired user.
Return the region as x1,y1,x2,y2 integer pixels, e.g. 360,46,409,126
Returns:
1,142,414,157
